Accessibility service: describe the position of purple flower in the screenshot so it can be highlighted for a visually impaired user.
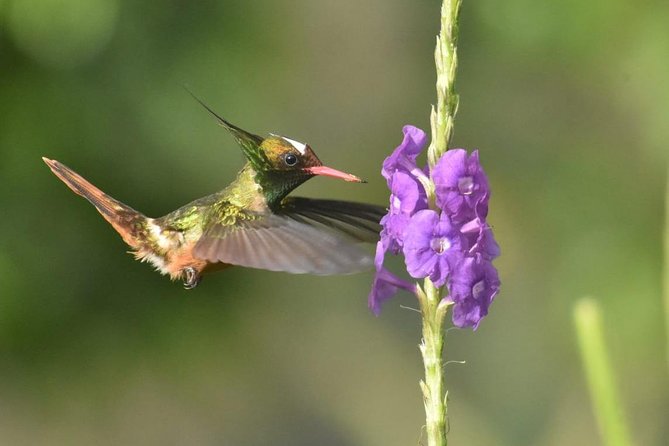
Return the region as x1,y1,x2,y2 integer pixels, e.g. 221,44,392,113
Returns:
390,171,428,216
463,223,500,260
382,125,428,186
447,256,500,329
371,125,500,328
368,263,417,316
458,203,500,260
432,149,490,224
379,171,428,254
402,210,465,287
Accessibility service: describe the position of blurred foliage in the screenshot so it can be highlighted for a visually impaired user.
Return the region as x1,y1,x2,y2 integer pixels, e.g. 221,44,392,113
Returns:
0,0,668,445
6,0,119,69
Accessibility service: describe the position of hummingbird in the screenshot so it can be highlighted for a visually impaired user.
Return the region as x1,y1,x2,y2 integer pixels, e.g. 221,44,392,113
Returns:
43,96,385,289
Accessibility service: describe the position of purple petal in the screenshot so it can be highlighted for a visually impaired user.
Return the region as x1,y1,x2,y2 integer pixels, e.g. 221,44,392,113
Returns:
378,171,429,253
432,149,491,225
368,268,417,315
402,210,440,274
389,171,428,215
470,226,500,259
380,213,410,254
408,245,440,279
374,240,386,271
382,126,428,184
432,149,468,188
402,210,464,286
447,256,500,329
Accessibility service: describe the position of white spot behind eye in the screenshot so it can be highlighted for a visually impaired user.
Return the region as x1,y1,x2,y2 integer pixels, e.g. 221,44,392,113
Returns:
279,136,307,155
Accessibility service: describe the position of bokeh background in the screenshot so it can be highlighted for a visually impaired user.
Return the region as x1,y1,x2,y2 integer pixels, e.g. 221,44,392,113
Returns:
1,0,667,444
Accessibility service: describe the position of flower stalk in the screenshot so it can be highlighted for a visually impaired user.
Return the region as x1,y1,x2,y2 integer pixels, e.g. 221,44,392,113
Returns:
418,280,450,446
369,2,499,446
422,1,462,445
428,0,462,168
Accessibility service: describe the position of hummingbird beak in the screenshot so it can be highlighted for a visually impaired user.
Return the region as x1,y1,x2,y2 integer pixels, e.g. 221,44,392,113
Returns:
305,166,366,183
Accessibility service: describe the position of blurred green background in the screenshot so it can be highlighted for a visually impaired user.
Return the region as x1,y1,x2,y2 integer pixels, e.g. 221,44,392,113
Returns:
1,0,667,444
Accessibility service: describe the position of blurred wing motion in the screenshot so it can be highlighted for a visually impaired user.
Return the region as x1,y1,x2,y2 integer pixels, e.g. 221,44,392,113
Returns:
193,198,385,275
278,197,385,243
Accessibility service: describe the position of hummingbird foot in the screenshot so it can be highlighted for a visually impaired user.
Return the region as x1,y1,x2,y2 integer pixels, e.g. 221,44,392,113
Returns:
182,267,201,290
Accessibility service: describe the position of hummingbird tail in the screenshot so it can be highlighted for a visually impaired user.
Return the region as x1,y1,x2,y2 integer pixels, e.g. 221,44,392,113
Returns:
42,157,148,249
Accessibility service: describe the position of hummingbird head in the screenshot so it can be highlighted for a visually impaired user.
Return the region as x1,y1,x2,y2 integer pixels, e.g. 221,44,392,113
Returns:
255,134,363,182
185,90,364,203
245,134,364,206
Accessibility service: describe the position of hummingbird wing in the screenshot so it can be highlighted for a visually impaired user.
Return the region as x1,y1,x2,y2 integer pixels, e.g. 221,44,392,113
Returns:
277,197,385,243
193,199,386,275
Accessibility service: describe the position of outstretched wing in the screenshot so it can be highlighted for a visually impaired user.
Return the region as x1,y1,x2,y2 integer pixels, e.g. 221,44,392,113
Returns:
193,198,385,275
277,197,385,243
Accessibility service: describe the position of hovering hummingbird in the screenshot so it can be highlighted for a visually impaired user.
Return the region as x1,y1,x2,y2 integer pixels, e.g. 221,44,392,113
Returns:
43,96,384,289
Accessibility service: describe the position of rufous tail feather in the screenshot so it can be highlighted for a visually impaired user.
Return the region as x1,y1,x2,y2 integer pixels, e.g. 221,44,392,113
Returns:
42,157,147,249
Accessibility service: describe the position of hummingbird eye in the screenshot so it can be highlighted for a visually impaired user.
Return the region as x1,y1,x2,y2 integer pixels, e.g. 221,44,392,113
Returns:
283,153,298,167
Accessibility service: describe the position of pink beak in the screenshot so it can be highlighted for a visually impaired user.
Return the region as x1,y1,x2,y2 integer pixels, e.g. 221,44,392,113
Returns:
305,166,365,183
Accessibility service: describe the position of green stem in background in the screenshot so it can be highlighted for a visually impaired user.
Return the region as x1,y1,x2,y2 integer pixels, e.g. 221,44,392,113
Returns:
573,298,634,446
419,1,462,444
428,0,462,168
664,171,669,374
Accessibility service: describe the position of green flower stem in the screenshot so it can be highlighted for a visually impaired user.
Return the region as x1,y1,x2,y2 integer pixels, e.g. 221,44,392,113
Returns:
428,0,462,168
418,1,462,445
417,280,450,446
573,298,634,446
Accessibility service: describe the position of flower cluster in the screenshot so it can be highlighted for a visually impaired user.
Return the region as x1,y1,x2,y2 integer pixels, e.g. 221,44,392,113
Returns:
370,125,500,329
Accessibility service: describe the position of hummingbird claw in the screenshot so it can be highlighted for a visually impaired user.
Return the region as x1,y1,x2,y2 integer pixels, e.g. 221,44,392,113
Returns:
183,267,201,290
